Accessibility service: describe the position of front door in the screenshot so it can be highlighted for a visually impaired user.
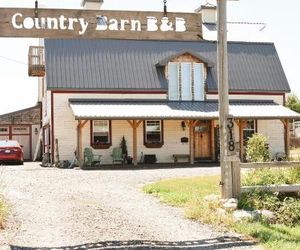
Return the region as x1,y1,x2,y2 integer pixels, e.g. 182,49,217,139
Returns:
194,121,212,160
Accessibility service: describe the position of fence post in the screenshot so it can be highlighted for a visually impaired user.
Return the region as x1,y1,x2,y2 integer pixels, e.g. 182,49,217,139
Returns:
231,160,241,198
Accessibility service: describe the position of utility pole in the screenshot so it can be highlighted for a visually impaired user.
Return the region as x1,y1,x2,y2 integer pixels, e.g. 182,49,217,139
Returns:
217,0,233,198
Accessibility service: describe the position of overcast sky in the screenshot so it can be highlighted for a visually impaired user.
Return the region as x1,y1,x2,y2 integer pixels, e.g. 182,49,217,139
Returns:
0,0,299,115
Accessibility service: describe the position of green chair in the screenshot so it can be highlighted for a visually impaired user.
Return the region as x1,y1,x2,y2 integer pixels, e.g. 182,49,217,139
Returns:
111,147,124,165
83,147,101,168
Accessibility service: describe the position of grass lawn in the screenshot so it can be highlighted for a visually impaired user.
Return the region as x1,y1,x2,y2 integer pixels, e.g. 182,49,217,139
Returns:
143,176,300,250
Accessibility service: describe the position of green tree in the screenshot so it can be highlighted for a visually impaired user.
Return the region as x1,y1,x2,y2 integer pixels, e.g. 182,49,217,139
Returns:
286,94,300,113
246,133,270,162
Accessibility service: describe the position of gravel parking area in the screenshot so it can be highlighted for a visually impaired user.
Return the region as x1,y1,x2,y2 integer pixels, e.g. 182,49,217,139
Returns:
0,163,259,249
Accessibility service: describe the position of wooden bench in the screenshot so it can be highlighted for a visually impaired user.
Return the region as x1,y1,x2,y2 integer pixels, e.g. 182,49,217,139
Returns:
173,154,190,163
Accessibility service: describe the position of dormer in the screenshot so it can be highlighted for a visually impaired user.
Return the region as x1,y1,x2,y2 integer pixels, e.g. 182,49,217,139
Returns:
157,51,213,101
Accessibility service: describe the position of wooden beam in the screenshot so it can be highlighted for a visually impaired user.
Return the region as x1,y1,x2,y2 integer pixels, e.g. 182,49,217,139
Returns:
240,161,300,169
211,120,216,161
127,120,143,166
189,120,196,164
242,184,300,193
0,8,202,41
231,160,241,198
238,120,245,162
77,120,84,165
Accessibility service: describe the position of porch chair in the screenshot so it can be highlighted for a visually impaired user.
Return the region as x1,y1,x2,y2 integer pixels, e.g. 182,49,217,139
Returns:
83,147,101,168
111,147,124,165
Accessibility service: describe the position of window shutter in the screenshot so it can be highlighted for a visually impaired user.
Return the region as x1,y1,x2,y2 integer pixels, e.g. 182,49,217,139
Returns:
181,63,192,100
194,63,205,101
168,63,179,100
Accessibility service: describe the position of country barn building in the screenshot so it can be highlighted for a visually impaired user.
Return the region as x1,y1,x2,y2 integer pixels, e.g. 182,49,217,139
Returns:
28,1,300,165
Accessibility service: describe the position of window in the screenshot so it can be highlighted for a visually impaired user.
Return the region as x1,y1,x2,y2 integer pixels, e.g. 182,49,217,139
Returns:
144,120,164,148
91,120,112,149
243,120,256,145
168,62,205,101
0,126,9,135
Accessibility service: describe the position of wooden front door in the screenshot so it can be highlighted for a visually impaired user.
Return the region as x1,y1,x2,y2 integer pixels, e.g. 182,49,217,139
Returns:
194,121,212,159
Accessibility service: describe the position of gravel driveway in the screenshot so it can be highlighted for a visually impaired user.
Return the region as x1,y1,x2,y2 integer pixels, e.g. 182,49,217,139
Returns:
0,163,258,249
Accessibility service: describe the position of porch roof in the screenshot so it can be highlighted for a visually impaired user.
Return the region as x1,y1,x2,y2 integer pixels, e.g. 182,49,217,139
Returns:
69,99,300,120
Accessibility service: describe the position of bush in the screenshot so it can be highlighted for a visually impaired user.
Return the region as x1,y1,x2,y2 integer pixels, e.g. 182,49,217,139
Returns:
246,134,270,162
239,191,300,227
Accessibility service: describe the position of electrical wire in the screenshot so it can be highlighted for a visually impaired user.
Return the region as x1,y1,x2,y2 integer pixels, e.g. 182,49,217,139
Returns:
0,55,27,65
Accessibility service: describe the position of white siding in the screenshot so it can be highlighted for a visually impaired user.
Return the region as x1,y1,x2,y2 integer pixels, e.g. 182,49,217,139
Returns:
257,120,285,156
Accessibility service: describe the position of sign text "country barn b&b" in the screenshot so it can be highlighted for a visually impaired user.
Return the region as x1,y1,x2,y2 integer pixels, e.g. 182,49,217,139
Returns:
0,8,202,40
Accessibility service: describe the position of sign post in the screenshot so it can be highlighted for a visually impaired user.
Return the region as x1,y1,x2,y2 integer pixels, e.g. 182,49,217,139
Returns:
217,0,234,199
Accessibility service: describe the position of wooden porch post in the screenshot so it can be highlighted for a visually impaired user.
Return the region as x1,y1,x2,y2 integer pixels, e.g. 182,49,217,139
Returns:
77,120,89,165
211,120,216,161
127,120,143,166
238,120,245,162
281,119,290,158
188,120,197,164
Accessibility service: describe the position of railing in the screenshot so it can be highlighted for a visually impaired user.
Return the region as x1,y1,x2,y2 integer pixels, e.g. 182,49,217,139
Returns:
232,161,300,197
28,46,45,77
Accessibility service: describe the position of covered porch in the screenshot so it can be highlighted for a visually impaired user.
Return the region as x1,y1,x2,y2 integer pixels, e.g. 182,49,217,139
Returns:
70,99,300,166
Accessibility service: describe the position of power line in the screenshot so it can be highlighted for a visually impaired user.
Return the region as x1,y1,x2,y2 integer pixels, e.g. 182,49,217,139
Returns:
0,55,27,65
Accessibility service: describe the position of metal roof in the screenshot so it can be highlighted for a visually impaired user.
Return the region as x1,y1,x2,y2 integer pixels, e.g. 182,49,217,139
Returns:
69,99,300,120
45,39,290,93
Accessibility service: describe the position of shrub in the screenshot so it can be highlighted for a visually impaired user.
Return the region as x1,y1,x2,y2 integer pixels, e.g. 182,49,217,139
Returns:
239,191,300,226
246,134,270,162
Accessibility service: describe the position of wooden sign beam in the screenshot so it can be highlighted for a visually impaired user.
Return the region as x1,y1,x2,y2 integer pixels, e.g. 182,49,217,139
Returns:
0,8,202,40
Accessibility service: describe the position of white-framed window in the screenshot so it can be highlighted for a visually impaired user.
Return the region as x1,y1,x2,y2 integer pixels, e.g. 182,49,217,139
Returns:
92,120,111,144
145,120,163,144
168,62,205,101
243,120,256,144
0,126,9,135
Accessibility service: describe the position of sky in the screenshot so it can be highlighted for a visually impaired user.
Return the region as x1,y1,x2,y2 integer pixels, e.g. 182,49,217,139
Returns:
0,0,299,115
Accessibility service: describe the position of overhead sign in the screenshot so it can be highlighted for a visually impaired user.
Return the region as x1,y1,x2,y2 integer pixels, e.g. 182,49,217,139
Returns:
0,8,202,40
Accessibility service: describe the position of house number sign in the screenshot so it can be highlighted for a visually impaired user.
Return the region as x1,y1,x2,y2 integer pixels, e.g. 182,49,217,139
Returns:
227,117,236,154
0,8,202,40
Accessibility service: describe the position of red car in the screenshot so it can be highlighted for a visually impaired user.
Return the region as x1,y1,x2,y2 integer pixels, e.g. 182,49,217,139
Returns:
0,140,24,165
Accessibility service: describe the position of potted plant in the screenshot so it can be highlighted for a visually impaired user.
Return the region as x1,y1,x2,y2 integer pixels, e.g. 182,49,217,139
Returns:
126,156,133,164
120,136,128,159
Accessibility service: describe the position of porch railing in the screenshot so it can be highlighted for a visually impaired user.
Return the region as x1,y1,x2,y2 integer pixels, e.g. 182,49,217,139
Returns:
28,46,45,77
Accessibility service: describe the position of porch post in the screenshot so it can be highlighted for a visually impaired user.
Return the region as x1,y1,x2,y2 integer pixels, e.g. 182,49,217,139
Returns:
211,120,216,161
77,120,89,165
189,120,197,164
238,120,245,161
127,120,143,166
281,119,290,158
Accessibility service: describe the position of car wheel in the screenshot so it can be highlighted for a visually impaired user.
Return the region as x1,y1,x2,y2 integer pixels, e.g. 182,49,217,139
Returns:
19,161,24,165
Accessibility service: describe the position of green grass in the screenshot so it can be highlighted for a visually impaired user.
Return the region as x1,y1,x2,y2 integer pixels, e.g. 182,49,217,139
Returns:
143,176,220,206
143,176,300,250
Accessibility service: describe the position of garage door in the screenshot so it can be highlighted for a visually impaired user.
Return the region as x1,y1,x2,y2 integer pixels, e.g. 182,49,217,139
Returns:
11,126,31,160
0,126,9,141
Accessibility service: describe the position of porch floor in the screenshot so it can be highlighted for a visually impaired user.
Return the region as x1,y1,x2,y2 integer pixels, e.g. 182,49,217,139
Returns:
81,162,220,170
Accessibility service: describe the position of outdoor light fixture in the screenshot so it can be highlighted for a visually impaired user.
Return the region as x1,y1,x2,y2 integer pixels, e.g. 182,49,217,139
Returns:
34,127,38,135
181,121,186,131
163,0,167,17
34,0,39,18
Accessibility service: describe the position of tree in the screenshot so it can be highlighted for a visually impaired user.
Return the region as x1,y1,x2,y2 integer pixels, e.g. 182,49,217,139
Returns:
120,136,128,157
286,94,300,114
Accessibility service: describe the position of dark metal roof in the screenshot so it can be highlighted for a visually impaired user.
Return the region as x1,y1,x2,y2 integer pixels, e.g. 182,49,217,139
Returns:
45,39,290,93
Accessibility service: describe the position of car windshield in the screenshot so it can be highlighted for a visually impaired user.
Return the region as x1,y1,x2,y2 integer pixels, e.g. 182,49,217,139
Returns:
0,140,20,147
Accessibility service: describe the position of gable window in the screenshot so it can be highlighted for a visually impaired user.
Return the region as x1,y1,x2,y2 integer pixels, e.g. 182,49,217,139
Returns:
144,120,164,148
168,62,205,101
91,120,112,149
